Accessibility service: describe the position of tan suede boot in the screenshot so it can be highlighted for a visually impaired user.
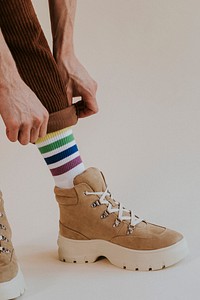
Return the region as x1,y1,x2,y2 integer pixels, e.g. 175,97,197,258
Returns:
55,168,188,271
0,192,25,300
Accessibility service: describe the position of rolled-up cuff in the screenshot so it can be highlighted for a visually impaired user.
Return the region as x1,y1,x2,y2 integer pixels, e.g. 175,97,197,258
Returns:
47,105,78,133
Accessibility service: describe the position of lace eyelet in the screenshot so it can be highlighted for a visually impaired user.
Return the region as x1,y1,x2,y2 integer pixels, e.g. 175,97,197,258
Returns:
0,224,6,230
113,218,121,228
91,200,101,208
0,235,8,242
100,210,109,219
0,247,10,254
126,225,134,235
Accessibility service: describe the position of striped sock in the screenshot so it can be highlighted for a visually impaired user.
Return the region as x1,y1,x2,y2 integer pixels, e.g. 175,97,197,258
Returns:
36,127,85,188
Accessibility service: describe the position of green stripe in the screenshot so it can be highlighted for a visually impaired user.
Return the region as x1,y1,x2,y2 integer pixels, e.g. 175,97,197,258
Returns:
38,134,74,154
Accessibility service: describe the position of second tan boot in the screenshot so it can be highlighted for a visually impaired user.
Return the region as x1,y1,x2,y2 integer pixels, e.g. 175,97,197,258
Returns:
0,192,25,300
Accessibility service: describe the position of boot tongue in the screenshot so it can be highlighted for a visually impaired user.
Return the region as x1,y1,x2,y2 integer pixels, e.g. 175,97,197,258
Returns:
73,168,106,192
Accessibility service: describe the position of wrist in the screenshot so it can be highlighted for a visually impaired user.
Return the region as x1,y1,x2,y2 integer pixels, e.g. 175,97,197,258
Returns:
52,26,75,61
53,41,75,62
0,69,20,89
0,66,24,98
53,48,75,63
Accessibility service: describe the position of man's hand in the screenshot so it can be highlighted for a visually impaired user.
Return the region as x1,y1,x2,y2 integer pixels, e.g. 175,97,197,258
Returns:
0,29,49,145
0,79,49,145
57,54,98,118
48,0,98,118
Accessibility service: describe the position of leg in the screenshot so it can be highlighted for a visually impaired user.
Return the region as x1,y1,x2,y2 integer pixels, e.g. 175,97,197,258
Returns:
0,0,77,133
0,0,85,188
0,0,188,275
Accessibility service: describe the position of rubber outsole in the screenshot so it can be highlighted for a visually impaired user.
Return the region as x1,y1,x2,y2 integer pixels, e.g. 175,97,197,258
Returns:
58,235,189,271
0,267,26,300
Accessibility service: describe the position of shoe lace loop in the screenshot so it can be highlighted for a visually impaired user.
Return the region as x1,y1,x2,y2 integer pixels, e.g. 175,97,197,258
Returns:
85,188,143,227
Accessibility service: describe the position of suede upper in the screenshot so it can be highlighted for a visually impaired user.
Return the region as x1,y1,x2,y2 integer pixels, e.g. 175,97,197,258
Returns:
0,192,18,283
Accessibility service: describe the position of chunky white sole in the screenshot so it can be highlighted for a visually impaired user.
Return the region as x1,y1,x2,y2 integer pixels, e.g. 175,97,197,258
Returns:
58,235,189,271
0,267,26,300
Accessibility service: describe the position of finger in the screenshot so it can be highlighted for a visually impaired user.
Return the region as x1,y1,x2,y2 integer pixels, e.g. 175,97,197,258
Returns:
74,100,85,117
78,107,97,118
77,98,99,118
38,118,48,139
30,126,40,144
79,109,96,118
66,78,73,106
18,124,31,145
6,125,19,143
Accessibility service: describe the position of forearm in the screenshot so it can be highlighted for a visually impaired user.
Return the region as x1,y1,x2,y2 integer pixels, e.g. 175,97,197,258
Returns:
0,31,49,144
0,30,21,89
48,0,98,118
48,0,77,60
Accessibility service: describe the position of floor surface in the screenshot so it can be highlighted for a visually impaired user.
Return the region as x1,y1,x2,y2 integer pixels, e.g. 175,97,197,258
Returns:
13,219,200,300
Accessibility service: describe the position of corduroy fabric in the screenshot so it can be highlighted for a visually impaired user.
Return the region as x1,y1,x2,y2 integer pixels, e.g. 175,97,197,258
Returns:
0,0,78,133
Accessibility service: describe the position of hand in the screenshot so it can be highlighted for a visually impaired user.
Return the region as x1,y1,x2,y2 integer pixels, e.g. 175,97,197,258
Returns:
0,78,49,145
56,54,98,118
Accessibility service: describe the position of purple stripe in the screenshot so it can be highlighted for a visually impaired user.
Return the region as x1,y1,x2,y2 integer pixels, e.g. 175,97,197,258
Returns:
50,156,82,176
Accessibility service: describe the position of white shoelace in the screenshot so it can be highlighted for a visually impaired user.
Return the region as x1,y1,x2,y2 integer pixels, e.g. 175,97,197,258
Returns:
85,188,143,227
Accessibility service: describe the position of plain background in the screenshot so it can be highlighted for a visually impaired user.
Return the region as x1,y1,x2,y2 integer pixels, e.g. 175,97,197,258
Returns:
0,0,200,299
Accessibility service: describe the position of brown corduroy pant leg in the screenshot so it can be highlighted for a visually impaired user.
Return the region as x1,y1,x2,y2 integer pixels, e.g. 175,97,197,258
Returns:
0,0,77,133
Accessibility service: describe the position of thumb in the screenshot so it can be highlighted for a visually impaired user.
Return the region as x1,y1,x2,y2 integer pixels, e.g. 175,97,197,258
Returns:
66,78,73,106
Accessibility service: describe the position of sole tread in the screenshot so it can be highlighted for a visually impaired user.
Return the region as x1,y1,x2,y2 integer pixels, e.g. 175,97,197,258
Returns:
58,236,189,271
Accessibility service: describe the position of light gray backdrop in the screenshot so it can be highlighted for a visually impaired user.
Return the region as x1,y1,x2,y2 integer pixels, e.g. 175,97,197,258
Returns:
0,1,199,299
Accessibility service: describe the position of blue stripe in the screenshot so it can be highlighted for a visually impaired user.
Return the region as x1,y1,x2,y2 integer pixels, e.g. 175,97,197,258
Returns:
44,144,78,165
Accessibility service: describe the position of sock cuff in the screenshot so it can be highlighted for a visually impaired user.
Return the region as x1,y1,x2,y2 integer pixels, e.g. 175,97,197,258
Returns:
36,127,72,145
36,127,85,188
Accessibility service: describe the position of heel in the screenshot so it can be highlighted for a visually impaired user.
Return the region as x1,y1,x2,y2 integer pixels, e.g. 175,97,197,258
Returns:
58,235,99,264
